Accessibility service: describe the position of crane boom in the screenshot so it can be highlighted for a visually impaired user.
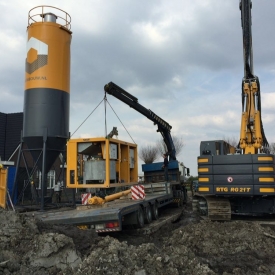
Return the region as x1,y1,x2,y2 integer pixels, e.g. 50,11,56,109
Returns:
104,82,176,161
240,0,254,79
239,0,268,154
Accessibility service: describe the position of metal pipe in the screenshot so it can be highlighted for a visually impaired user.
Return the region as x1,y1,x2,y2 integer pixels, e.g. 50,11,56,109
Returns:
243,94,247,112
42,13,57,23
40,128,48,211
12,140,22,202
104,189,131,202
254,93,258,111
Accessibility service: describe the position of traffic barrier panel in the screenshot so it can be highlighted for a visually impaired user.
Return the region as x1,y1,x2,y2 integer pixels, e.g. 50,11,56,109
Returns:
81,193,91,205
131,185,145,200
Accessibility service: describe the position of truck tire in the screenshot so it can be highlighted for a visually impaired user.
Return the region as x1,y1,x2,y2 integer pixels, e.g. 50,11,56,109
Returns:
177,198,183,208
183,188,188,204
144,205,152,224
136,207,145,228
151,203,159,220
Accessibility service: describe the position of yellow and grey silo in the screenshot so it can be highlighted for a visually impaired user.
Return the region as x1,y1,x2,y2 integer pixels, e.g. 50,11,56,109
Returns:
23,6,72,175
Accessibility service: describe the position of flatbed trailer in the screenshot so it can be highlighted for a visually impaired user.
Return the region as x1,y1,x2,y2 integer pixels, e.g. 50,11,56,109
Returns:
35,182,186,233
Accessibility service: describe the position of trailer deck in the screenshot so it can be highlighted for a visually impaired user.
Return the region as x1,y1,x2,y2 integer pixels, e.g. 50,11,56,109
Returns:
34,192,174,227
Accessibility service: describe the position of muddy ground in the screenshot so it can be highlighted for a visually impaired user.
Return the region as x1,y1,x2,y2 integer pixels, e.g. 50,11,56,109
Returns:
1,198,275,275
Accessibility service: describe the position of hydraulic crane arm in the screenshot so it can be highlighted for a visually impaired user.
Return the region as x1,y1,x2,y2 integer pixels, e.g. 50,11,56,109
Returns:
104,82,176,161
239,0,268,154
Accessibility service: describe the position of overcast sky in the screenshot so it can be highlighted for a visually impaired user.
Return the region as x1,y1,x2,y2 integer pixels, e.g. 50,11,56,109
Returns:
1,1,275,176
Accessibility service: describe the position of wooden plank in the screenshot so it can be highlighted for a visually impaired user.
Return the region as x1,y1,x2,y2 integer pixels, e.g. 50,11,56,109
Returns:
135,209,182,235
0,169,7,209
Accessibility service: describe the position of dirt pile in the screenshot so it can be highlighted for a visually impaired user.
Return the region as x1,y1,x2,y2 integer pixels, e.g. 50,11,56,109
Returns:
0,209,81,275
65,219,275,275
1,208,275,275
164,219,275,274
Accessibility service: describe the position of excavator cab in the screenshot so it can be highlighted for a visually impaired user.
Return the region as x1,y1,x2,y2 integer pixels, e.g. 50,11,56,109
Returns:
200,140,235,156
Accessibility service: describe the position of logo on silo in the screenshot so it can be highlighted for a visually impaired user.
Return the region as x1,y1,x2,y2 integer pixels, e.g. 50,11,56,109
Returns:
26,37,48,74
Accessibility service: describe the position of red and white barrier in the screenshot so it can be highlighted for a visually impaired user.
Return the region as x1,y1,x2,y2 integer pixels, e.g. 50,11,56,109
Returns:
131,185,145,200
81,193,91,205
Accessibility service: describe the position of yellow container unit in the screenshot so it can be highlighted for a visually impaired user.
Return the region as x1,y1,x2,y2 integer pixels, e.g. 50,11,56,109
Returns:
66,138,138,188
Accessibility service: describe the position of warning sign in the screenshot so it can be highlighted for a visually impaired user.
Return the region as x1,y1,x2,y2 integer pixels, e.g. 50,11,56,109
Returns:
227,177,233,183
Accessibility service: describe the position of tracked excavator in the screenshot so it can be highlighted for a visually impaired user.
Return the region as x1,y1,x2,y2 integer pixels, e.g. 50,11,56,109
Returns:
196,0,275,220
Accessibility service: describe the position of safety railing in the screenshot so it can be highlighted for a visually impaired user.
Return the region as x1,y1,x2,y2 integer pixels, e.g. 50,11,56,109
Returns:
28,5,71,30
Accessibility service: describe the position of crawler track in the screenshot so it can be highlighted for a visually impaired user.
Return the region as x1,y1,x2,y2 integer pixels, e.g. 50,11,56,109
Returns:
204,196,231,220
194,195,231,220
194,195,275,223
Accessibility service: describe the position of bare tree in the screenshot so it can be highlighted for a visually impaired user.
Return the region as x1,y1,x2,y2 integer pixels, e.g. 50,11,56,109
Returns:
139,145,159,164
222,136,239,147
157,135,184,157
269,142,275,154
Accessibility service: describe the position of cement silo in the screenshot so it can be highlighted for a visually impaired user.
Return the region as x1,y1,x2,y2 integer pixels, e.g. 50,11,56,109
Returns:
22,6,72,207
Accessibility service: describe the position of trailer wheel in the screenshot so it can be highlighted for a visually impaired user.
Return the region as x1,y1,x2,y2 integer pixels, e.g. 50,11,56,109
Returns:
183,188,188,204
151,203,159,220
144,205,152,224
136,207,145,228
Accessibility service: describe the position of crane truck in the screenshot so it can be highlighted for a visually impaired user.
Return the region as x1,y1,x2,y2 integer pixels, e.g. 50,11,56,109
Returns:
38,82,188,232
104,82,189,184
196,0,275,220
